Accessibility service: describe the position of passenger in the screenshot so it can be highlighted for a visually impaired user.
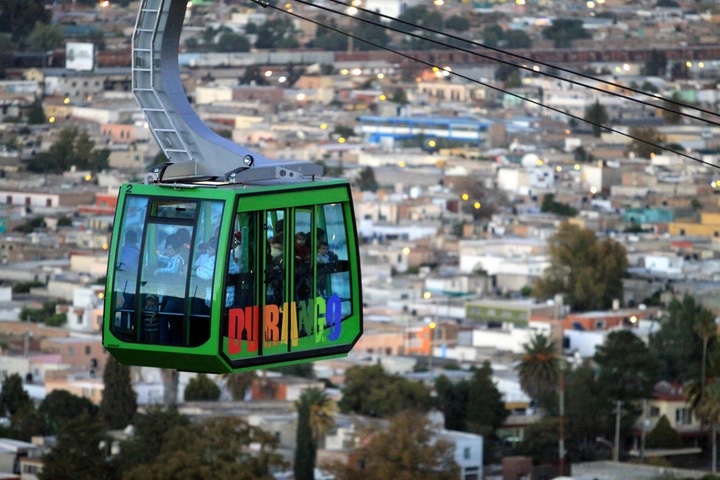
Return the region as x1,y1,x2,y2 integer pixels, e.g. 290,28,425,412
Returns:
154,234,186,345
294,232,309,261
142,294,160,343
317,241,331,264
155,235,185,276
119,230,140,271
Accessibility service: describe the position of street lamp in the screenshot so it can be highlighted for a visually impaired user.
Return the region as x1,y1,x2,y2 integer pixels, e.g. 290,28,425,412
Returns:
596,436,614,461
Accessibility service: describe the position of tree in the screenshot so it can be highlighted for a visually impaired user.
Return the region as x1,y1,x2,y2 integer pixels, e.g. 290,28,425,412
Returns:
650,294,716,383
122,416,285,479
0,0,51,44
533,222,628,311
542,19,591,48
584,100,609,138
161,369,179,409
116,407,191,475
466,362,510,462
627,126,665,159
540,193,578,217
100,356,137,429
516,334,561,412
39,415,115,480
307,15,348,51
513,417,560,465
38,390,98,435
338,365,433,418
215,32,250,53
328,411,459,480
645,415,683,449
352,10,390,51
564,361,613,459
184,373,221,401
445,15,470,32
294,388,336,480
356,167,379,192
26,23,65,53
27,97,45,125
435,374,469,431
642,50,667,77
27,127,98,174
594,330,659,404
223,371,256,401
0,373,32,417
254,17,299,49
662,92,683,125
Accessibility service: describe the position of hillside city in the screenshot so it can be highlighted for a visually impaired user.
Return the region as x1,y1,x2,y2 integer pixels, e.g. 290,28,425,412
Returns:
2,0,720,479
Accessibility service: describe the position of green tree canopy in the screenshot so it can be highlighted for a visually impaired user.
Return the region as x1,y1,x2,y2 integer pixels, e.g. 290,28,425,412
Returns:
356,166,379,192
584,100,609,137
338,365,434,418
516,334,561,412
0,373,32,417
27,127,106,174
542,19,591,48
215,32,250,53
184,373,221,401
116,407,191,476
564,361,613,459
26,23,65,53
642,50,667,77
294,388,336,480
122,416,284,479
540,193,578,217
39,414,114,480
645,415,683,449
307,14,348,51
513,417,560,465
627,126,665,159
100,355,137,429
27,97,45,125
254,17,299,49
38,390,98,435
594,330,659,404
328,411,459,480
0,0,51,44
650,294,716,383
533,222,628,311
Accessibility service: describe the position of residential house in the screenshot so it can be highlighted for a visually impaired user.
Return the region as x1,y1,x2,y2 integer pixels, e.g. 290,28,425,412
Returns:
42,336,107,374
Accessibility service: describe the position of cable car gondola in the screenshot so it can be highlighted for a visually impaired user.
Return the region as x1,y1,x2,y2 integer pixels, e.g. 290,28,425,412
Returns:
102,0,362,373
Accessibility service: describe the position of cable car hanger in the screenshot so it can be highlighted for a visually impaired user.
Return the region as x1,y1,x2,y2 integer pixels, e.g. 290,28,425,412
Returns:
133,0,322,184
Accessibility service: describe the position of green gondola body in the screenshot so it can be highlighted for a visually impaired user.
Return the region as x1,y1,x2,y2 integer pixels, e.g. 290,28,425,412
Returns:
102,179,363,373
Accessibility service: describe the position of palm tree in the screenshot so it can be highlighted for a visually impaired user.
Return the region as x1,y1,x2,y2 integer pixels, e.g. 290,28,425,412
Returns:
161,369,179,409
294,388,337,480
689,313,718,471
690,380,720,473
222,371,256,401
516,333,561,412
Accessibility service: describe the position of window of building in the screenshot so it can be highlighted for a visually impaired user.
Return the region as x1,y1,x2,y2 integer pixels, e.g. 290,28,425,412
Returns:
85,346,91,355
68,347,74,356
676,407,692,425
650,406,660,417
463,446,471,459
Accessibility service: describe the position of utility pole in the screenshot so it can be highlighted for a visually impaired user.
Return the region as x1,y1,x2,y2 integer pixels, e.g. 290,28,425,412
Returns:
614,400,623,462
559,369,566,475
640,399,648,461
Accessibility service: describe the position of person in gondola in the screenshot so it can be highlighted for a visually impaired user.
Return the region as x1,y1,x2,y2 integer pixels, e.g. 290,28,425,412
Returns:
154,234,186,345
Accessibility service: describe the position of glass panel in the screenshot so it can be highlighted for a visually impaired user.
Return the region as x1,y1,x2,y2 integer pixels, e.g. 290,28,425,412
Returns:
321,202,352,320
187,200,224,346
265,209,286,307
225,212,260,358
294,209,313,341
111,196,149,342
138,215,193,346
